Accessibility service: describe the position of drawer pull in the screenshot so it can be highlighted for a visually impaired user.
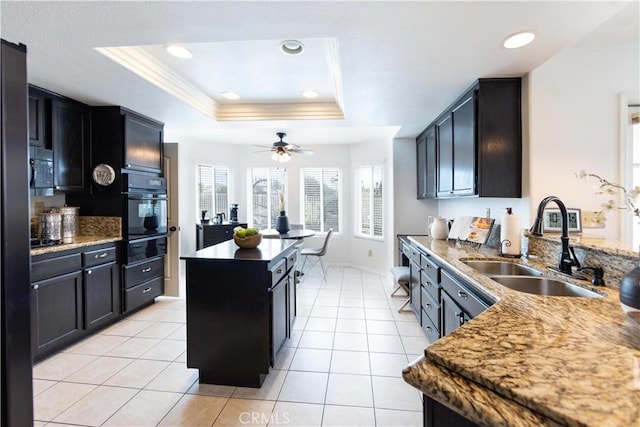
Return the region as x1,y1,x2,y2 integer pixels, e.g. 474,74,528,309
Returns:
425,326,432,332
142,267,152,273
32,284,39,290
425,302,432,309
425,281,432,287
142,287,152,293
425,264,431,269
95,253,108,259
276,269,283,274
458,291,468,299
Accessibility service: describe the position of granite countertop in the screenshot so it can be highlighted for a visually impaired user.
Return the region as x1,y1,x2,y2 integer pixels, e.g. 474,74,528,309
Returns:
181,238,297,262
402,236,640,427
31,235,122,256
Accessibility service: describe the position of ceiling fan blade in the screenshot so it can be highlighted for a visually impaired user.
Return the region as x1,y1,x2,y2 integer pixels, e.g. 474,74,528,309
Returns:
252,144,275,149
284,143,300,149
289,148,314,155
252,149,273,153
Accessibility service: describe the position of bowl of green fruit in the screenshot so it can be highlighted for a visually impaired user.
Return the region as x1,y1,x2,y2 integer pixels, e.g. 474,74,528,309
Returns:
232,226,262,249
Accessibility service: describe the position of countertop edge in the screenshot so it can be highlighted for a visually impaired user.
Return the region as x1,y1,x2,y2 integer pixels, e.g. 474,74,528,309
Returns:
31,236,122,256
402,357,562,427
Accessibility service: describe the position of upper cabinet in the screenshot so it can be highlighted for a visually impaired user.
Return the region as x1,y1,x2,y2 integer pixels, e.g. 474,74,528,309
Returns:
416,126,437,199
28,87,50,149
92,106,164,176
28,85,91,194
417,78,522,199
52,97,91,193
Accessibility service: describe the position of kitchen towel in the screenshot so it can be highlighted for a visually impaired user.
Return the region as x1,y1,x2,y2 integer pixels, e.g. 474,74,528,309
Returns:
500,208,521,256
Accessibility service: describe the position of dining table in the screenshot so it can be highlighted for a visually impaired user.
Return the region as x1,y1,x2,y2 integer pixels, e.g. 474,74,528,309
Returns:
260,229,316,240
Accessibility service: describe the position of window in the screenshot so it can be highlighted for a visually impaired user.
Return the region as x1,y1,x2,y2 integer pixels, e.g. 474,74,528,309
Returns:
357,165,383,237
301,168,341,233
197,165,229,220
249,168,287,229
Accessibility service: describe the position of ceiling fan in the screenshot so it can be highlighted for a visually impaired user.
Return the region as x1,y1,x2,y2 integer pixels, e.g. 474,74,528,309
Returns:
254,132,314,162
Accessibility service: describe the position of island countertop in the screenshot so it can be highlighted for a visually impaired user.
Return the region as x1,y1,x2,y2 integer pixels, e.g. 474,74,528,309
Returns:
402,236,640,427
181,238,297,262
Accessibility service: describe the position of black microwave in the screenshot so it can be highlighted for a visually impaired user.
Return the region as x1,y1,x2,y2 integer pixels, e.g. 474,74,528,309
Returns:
29,147,53,196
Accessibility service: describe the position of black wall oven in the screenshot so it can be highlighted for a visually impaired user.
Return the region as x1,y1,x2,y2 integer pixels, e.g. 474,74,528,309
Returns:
123,172,168,264
124,172,167,240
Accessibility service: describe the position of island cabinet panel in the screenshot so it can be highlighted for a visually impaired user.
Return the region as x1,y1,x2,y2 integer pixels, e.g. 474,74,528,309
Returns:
183,239,297,388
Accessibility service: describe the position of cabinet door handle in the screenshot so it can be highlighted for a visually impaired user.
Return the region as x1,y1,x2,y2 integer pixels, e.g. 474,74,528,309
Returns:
425,302,432,309
425,326,432,332
276,269,283,274
458,291,468,299
142,287,152,293
425,281,431,287
32,284,39,290
95,252,107,259
459,313,465,326
87,270,92,275
142,267,152,273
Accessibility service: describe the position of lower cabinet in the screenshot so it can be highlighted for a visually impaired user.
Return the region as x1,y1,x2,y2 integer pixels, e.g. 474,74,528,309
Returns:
31,242,121,361
398,236,493,342
31,270,83,357
424,395,479,427
84,262,120,331
270,276,288,365
123,256,165,312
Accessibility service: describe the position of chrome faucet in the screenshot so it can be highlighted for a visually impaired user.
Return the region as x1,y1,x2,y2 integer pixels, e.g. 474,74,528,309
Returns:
529,196,577,275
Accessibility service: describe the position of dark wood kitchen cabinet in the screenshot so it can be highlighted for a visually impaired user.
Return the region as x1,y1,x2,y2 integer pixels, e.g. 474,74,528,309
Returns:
418,78,522,199
196,223,248,250
416,126,437,199
28,86,50,148
31,269,83,359
91,106,164,176
31,242,121,361
52,96,91,193
84,257,120,331
183,239,297,387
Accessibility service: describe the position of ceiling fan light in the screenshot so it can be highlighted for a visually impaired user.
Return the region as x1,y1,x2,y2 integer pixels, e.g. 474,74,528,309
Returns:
503,31,536,49
302,90,319,99
280,40,304,55
166,45,193,59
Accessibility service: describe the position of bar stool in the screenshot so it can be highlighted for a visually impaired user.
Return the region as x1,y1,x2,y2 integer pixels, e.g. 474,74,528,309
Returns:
390,266,410,312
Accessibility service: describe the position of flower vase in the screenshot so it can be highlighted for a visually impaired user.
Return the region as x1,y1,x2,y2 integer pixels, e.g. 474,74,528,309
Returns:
275,211,290,234
620,253,640,328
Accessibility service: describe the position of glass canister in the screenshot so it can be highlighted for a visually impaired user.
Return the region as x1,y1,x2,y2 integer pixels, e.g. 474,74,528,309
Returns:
38,212,62,242
58,206,80,243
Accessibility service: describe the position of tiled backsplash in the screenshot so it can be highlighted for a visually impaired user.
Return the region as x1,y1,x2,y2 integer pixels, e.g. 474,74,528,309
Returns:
525,233,637,289
78,216,121,237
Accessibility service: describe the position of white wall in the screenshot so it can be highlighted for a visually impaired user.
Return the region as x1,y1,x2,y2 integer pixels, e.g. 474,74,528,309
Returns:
528,43,639,241
392,138,438,261
433,41,639,240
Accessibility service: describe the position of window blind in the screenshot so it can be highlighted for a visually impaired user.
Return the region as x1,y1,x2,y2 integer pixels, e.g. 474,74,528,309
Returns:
302,168,341,232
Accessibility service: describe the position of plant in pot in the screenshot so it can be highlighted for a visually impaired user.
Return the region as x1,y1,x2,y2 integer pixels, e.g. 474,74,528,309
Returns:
577,170,640,327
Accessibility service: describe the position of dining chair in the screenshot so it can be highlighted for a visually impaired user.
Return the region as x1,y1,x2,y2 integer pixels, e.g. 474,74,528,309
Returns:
300,228,333,282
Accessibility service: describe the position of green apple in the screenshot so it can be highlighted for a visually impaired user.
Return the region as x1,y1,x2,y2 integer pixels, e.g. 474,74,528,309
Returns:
235,228,247,238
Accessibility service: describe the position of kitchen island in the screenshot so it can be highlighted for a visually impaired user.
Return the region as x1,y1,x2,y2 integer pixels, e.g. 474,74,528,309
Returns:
181,238,297,387
402,236,640,427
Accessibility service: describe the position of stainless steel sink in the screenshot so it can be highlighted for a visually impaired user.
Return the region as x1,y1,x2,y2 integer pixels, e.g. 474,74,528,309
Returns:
489,276,603,298
462,260,543,276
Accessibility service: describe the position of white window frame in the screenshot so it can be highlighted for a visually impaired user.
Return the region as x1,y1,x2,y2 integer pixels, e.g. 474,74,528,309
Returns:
248,168,287,230
356,165,384,240
300,167,342,234
196,164,230,221
620,93,640,249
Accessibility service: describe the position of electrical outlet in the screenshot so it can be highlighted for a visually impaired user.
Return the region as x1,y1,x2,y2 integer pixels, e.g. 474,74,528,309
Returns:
582,210,605,229
368,249,373,257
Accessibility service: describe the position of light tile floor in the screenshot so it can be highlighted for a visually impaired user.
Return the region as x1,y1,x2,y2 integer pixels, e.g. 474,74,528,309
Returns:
33,266,429,427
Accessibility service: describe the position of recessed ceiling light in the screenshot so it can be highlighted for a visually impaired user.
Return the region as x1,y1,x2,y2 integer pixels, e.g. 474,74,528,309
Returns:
302,90,319,99
280,40,304,55
503,31,536,49
221,91,240,100
165,45,193,59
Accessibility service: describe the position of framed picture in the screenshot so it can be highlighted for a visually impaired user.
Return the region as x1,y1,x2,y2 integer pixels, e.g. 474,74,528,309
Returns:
542,208,582,233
